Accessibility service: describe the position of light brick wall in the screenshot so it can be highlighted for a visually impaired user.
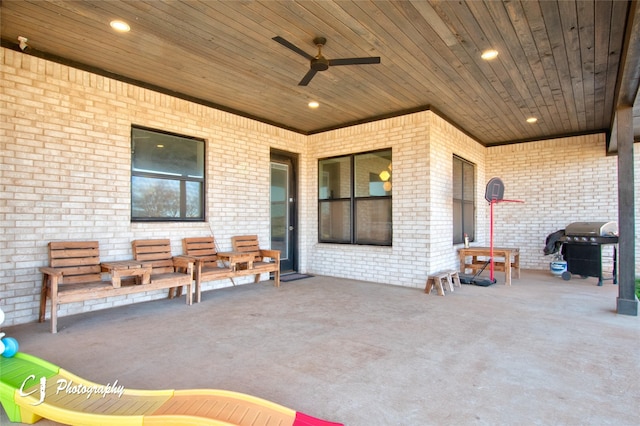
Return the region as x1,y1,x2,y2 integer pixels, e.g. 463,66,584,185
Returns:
1,48,306,326
1,47,637,327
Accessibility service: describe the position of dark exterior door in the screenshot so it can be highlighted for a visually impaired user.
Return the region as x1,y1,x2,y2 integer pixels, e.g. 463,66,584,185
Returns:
270,150,297,273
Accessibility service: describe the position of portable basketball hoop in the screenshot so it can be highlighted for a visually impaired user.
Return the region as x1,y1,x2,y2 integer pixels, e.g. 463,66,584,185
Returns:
485,177,524,283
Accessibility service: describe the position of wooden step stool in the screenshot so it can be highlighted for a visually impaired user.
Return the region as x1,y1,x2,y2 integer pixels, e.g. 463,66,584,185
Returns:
425,272,450,296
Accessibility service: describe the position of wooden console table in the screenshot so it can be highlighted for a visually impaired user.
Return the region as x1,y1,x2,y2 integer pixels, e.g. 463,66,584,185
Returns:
458,247,520,285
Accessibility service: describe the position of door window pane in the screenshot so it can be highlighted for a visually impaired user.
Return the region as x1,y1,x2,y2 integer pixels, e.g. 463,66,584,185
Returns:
270,163,288,258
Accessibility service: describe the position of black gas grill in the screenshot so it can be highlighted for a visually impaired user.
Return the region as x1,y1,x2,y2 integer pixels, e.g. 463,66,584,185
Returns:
560,221,618,286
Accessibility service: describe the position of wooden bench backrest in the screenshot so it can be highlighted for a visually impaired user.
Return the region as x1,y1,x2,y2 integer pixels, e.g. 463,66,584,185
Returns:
48,241,102,284
132,239,175,274
231,235,263,262
183,236,219,266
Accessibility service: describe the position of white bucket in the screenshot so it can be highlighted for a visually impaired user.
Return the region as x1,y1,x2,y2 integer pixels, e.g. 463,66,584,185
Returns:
550,260,567,276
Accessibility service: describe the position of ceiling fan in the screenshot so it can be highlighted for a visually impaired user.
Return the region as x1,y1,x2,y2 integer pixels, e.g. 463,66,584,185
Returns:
272,36,381,86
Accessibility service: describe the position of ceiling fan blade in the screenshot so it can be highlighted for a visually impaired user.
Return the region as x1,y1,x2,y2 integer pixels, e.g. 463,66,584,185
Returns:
329,57,381,66
272,36,314,61
298,69,318,86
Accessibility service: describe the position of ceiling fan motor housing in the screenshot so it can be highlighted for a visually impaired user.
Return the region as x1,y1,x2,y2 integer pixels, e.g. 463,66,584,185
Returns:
311,57,329,71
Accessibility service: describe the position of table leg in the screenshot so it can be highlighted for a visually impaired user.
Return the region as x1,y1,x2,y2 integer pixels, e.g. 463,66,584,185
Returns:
111,272,122,288
142,268,151,284
505,251,512,286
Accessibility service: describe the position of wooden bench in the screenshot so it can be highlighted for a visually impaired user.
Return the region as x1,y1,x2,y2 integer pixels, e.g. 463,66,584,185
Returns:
424,270,461,296
183,236,281,303
425,272,449,296
231,235,281,285
131,239,195,301
39,241,193,333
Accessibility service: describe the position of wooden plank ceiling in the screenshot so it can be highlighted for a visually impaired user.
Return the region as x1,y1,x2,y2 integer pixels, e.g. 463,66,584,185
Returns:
1,0,639,146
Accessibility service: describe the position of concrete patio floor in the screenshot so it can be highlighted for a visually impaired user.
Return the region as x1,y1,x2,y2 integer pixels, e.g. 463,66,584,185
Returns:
2,270,639,425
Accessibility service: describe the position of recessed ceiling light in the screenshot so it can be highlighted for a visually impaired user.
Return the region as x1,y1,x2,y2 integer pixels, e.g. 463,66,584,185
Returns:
526,117,538,124
308,101,320,109
481,49,499,60
110,20,130,32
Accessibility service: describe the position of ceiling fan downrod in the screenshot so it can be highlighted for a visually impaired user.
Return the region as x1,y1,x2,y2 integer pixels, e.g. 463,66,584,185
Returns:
311,37,329,71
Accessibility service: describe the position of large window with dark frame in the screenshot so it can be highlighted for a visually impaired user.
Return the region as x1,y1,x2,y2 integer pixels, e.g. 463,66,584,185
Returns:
131,126,205,221
453,155,475,244
318,149,392,245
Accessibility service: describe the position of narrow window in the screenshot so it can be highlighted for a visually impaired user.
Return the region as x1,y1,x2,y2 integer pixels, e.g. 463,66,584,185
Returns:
131,126,205,221
453,155,475,244
319,149,392,245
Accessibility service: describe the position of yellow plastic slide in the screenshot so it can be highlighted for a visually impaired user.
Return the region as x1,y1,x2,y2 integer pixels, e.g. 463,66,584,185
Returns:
0,352,341,426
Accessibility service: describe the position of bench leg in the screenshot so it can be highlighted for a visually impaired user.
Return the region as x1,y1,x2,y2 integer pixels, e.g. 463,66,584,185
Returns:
39,275,48,323
273,270,280,287
185,282,193,305
168,285,184,299
167,286,185,299
195,277,201,304
50,289,58,334
193,264,201,303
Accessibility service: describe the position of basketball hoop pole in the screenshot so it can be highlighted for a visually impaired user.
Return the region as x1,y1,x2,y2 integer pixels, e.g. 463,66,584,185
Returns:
489,198,524,282
485,177,523,284
490,199,495,281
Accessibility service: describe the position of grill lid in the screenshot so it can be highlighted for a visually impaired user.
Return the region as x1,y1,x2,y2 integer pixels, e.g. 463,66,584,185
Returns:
564,221,618,237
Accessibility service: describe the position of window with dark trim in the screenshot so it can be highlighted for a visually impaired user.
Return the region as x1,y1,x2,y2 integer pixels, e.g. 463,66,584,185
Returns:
453,155,475,244
318,149,392,245
131,126,205,221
